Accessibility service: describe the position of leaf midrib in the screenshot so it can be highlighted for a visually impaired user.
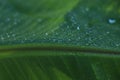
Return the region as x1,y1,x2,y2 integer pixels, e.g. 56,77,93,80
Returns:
0,44,120,55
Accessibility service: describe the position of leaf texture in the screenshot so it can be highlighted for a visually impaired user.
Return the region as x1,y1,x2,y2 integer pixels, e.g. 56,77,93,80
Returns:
0,0,120,80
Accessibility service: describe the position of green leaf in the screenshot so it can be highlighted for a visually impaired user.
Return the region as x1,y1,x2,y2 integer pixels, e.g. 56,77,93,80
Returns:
0,0,120,80
0,0,78,41
0,45,120,80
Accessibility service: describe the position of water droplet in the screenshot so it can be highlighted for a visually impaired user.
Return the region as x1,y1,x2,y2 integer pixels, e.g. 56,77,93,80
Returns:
32,34,36,36
1,36,4,40
37,18,42,22
85,43,89,46
78,37,81,39
108,18,116,24
106,31,110,34
6,18,10,22
115,43,120,47
12,34,16,37
68,39,71,41
45,33,48,36
85,8,89,12
67,25,70,28
6,33,10,38
24,38,27,40
55,32,58,35
77,26,80,30
70,14,77,24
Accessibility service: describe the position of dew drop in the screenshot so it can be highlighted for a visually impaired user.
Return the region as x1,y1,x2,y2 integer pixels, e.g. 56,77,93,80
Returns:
115,43,120,47
78,37,81,39
77,26,80,30
32,33,36,36
6,33,10,38
106,31,110,34
67,25,70,28
108,18,116,24
1,36,4,40
45,33,48,36
12,34,16,37
37,18,42,22
24,38,27,40
85,43,89,46
6,18,10,22
68,39,71,41
11,33,16,40
85,8,89,12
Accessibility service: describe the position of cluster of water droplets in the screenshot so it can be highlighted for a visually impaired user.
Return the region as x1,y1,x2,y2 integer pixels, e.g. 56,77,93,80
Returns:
51,5,120,49
0,32,16,42
0,9,46,44
0,0,120,50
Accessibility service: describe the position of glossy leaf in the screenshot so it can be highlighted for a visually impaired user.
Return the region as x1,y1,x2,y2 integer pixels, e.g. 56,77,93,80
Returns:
0,0,120,80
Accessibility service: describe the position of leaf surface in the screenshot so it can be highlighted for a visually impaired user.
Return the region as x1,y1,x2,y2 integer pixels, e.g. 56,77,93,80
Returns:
0,0,120,80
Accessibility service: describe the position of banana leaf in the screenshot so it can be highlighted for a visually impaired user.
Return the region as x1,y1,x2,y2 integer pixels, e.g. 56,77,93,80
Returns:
0,0,120,80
